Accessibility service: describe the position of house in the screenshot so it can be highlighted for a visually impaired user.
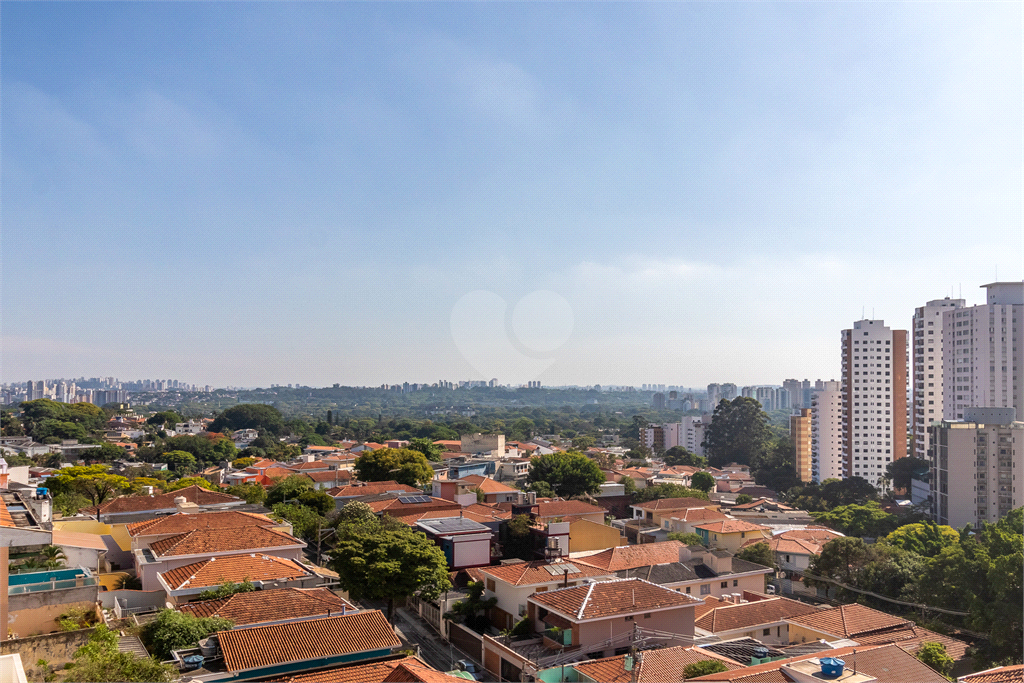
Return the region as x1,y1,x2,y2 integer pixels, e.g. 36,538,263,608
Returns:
157,554,323,605
448,459,497,480
526,578,702,658
607,545,774,600
280,656,465,683
366,494,463,519
454,475,521,504
174,420,205,435
574,540,690,572
694,519,772,553
630,497,719,528
495,458,531,481
305,469,354,490
50,528,109,573
415,516,495,569
662,507,731,535
959,665,1024,683
125,510,288,551
784,603,971,673
693,594,819,645
388,504,511,533
540,645,742,683
685,643,948,683
176,587,353,625
476,559,616,630
5,566,100,637
566,518,628,553
287,460,333,473
135,523,306,592
740,528,844,576
328,481,422,502
87,485,245,524
198,610,402,682
533,499,607,525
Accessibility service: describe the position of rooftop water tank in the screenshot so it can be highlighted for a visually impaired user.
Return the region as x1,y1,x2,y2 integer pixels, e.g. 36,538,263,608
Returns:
182,655,205,671
36,487,49,498
753,646,770,659
820,657,845,678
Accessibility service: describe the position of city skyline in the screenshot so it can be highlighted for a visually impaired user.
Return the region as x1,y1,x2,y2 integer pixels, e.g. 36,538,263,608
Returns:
3,3,1022,387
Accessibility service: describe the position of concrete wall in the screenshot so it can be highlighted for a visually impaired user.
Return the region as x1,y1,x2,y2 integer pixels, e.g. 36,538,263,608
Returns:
577,607,695,657
461,434,505,455
568,519,626,553
7,590,99,638
0,628,98,681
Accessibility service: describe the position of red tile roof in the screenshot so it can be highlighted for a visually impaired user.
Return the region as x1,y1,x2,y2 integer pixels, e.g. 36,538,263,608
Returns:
572,646,742,683
94,485,240,514
289,461,333,470
218,610,400,672
382,662,469,683
695,596,819,633
0,497,14,529
369,497,462,515
478,560,613,586
575,541,687,572
280,657,427,683
307,470,353,484
667,507,729,524
126,510,276,537
529,578,701,620
148,525,303,557
457,475,519,494
632,497,715,512
959,665,1024,683
328,481,422,497
160,554,314,590
695,519,771,534
177,587,352,625
535,500,606,517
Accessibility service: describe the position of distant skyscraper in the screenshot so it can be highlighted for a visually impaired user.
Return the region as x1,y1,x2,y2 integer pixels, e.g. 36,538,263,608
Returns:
841,319,908,488
811,380,843,482
783,379,803,408
942,282,1024,421
911,297,965,460
790,408,812,482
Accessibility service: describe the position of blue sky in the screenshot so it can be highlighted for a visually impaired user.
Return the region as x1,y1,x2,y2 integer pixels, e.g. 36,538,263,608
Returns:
3,2,1022,388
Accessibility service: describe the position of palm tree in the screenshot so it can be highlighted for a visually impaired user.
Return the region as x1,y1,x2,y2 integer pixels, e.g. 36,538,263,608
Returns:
114,575,142,590
40,545,67,569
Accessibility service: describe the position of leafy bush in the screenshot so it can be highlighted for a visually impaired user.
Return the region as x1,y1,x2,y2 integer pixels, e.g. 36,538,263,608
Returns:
141,609,234,660
683,660,728,677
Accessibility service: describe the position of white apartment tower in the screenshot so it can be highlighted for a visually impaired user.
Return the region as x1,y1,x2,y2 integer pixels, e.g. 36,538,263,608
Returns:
841,320,908,488
811,380,844,482
943,283,1024,420
912,297,965,460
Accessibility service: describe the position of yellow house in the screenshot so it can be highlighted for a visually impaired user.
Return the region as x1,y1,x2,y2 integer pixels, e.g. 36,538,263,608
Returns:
568,518,627,553
694,518,771,553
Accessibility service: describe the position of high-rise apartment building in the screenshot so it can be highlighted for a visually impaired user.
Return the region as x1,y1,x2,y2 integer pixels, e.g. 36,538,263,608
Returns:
929,407,1022,529
841,319,908,488
790,408,812,482
811,380,843,482
680,416,705,456
943,283,1024,421
912,297,966,460
783,379,804,409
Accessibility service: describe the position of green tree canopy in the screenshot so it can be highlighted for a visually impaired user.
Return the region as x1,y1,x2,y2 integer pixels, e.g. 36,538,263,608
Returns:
141,609,234,660
736,541,775,569
163,450,198,474
701,397,772,468
331,517,452,619
885,456,930,492
354,448,434,487
197,580,256,601
226,481,267,505
67,625,175,683
691,471,716,494
266,474,315,506
662,446,708,468
209,403,286,436
147,411,183,428
812,501,899,537
47,465,133,506
915,642,954,678
164,477,215,492
526,450,605,498
667,532,706,547
882,522,960,557
631,482,709,504
683,661,728,678
735,494,753,505
408,437,444,462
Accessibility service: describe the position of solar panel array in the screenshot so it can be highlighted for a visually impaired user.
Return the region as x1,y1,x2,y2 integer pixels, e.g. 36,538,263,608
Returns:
398,495,433,504
543,563,580,576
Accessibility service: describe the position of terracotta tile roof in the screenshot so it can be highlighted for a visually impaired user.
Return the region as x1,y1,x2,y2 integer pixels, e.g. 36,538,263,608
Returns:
529,578,701,620
177,587,352,625
572,645,741,683
959,665,1024,683
307,470,353,484
263,466,298,479
535,500,606,517
148,525,303,557
433,440,463,451
575,541,687,572
328,481,422,497
369,497,462,514
695,519,771,534
279,656,424,683
632,497,714,512
218,610,400,672
126,510,275,537
462,503,512,520
249,459,279,468
668,508,729,524
457,475,519,493
289,461,333,470
95,485,240,514
302,446,341,452
0,497,15,529
381,662,468,683
785,603,910,638
479,560,613,586
50,530,108,550
695,596,819,633
160,554,314,590
389,508,505,526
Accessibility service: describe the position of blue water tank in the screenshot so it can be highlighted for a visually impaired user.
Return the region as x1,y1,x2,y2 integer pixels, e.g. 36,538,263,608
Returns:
36,487,49,497
820,657,845,678
182,654,205,670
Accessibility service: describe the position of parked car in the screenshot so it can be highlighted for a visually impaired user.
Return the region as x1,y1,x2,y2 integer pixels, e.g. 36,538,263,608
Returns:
456,660,483,681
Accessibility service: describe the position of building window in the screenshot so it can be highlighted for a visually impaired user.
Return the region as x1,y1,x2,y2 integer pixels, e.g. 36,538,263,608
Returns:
644,613,652,619
700,584,711,595
721,581,728,588
685,587,691,594
733,580,739,587
763,628,771,636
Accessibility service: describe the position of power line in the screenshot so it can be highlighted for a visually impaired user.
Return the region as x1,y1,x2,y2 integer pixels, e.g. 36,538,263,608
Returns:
798,572,970,617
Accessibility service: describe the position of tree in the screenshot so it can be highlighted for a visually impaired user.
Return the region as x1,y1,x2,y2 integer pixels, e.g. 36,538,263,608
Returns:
683,660,728,678
662,446,708,468
408,437,444,462
501,514,536,561
885,456,930,492
701,397,772,468
750,437,800,494
67,625,175,683
631,482,709,504
805,537,871,589
47,466,133,507
735,494,753,505
736,541,775,570
197,580,256,601
226,481,267,505
510,417,536,440
163,450,198,474
147,411,182,429
336,500,376,526
526,451,605,498
141,609,234,660
572,435,596,451
164,477,215,492
53,491,91,517
267,474,315,506
331,519,452,620
231,456,257,469
526,480,555,498
691,471,716,494
667,532,705,546
209,404,286,436
273,502,325,540
444,581,497,633
40,545,67,568
916,642,954,679
882,522,960,557
813,501,899,537
114,575,142,590
354,448,434,487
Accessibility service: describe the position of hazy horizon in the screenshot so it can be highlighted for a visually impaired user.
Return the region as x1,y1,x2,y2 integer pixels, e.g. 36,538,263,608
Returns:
4,3,1022,388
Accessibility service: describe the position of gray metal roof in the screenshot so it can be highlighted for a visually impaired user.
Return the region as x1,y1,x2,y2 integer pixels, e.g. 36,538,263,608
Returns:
416,517,490,534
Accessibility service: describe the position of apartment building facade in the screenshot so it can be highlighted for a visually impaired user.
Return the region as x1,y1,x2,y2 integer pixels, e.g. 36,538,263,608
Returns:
810,381,843,482
912,297,965,460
